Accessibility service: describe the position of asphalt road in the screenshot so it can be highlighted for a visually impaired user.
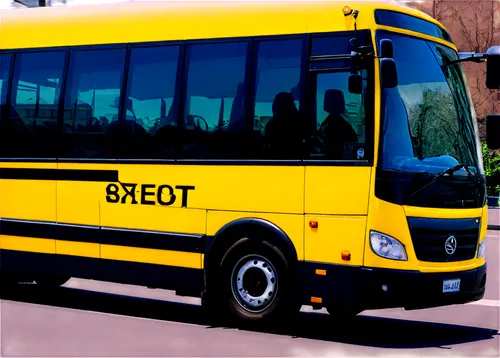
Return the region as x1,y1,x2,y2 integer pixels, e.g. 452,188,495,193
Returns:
489,208,499,229
1,231,498,357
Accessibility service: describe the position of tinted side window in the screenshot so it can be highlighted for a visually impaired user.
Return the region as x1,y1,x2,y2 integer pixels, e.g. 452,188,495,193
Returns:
311,32,372,57
374,10,453,43
308,71,368,161
181,42,248,159
6,51,65,158
61,49,126,159
124,46,180,159
0,54,11,105
253,39,303,159
0,54,12,157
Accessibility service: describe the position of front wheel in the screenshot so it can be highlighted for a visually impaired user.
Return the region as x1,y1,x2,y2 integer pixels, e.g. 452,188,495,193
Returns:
220,238,298,325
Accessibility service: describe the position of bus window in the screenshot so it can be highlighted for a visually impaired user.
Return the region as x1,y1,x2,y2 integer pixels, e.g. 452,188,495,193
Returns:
8,51,65,158
253,39,303,159
0,54,11,105
61,49,126,159
181,41,248,159
125,45,180,159
311,33,371,57
309,71,367,160
0,54,12,157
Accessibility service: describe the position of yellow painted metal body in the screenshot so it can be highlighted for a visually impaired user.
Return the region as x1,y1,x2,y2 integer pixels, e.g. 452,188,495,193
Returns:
0,0,486,280
0,162,57,222
0,1,443,50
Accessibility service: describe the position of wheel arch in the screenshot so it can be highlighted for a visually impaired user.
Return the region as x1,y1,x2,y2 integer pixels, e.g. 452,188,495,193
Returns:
203,218,299,290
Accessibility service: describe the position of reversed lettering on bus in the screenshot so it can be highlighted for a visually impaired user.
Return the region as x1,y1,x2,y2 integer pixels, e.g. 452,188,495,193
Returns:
105,183,195,207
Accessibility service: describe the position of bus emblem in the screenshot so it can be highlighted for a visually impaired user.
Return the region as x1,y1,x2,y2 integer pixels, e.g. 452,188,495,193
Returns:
445,236,457,255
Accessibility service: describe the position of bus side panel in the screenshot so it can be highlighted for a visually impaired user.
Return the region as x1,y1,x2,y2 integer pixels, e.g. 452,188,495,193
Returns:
55,164,303,284
57,163,208,269
97,163,206,271
303,166,371,264
169,164,305,215
100,204,206,270
101,204,207,235
206,210,305,261
0,162,57,223
100,164,304,269
304,166,372,215
56,162,119,258
303,215,366,265
99,245,202,269
93,163,304,215
0,162,57,257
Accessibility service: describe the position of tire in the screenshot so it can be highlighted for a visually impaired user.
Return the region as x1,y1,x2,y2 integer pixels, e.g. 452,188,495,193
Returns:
218,237,298,325
34,274,70,288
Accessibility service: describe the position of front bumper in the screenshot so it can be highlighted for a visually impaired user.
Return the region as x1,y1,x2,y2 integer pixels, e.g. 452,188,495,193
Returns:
301,262,487,312
358,263,487,310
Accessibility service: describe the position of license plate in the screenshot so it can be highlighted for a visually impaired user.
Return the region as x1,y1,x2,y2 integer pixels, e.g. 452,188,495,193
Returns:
443,279,460,293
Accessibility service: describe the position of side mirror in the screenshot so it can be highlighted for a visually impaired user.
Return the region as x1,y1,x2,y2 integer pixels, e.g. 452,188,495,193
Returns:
380,58,398,88
486,114,500,150
348,73,363,94
379,38,398,88
486,46,500,89
380,39,394,58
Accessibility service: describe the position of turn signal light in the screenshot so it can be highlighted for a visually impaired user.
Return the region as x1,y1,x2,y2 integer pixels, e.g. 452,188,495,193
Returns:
311,296,322,304
315,269,326,276
342,251,351,261
309,220,318,229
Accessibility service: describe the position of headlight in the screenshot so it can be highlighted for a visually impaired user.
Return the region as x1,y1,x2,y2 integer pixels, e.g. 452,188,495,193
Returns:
370,231,407,261
477,239,486,258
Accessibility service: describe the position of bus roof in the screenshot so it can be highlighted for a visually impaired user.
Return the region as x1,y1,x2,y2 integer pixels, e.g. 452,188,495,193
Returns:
0,0,446,50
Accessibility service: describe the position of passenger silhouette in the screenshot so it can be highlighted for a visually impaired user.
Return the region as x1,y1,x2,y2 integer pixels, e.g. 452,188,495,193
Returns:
264,92,302,158
320,89,358,159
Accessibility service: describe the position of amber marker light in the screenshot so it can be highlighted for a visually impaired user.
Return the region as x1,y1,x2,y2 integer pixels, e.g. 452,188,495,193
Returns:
341,251,351,261
315,269,327,276
311,297,322,304
343,5,353,16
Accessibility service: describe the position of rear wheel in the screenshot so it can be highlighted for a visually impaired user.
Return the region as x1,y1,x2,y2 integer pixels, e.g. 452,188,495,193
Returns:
219,238,298,325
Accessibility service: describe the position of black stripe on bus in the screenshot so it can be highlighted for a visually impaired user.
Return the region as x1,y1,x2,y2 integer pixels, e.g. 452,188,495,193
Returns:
0,249,205,295
0,158,374,167
0,168,119,182
0,218,205,253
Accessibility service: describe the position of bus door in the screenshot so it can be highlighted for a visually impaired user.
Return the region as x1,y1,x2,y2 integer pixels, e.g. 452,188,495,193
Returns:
303,52,373,269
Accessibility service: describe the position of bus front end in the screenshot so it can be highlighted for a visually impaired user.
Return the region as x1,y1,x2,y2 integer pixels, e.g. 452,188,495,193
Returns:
359,28,493,313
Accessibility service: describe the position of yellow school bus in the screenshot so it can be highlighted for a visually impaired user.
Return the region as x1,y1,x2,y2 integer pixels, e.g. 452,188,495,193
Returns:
1,0,499,324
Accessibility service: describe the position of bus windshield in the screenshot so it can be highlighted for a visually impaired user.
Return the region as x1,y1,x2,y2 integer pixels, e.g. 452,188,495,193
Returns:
377,31,484,177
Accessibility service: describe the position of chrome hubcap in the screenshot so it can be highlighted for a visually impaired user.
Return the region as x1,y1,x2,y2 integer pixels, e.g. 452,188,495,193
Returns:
230,255,278,313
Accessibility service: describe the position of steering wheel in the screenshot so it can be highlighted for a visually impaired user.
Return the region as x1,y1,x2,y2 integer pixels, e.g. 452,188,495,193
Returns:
189,115,209,132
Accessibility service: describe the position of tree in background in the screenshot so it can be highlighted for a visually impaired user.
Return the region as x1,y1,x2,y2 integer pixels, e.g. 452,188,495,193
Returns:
482,143,500,196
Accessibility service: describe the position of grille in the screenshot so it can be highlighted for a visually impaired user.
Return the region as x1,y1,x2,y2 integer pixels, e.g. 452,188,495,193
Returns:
407,217,480,262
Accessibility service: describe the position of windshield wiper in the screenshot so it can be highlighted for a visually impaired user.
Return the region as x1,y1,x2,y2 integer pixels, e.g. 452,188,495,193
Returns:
407,163,478,201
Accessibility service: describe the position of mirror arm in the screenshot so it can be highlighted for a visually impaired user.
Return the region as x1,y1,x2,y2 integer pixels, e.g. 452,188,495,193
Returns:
450,52,488,65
